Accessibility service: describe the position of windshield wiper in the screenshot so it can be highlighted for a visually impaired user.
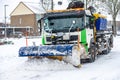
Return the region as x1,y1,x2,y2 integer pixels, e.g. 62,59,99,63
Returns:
69,20,76,33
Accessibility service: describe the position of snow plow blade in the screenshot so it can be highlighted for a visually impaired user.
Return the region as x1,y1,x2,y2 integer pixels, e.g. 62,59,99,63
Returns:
19,44,85,67
19,44,73,57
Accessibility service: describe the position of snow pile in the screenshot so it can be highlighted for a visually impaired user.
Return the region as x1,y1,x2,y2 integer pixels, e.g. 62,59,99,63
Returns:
0,36,120,80
0,37,76,80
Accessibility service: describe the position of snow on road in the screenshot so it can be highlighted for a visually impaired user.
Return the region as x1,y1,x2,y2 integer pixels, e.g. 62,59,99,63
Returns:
0,36,120,80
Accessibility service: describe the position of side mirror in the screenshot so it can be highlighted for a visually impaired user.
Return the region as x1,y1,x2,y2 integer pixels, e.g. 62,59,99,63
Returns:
85,23,89,28
90,24,94,29
38,19,43,35
89,17,94,29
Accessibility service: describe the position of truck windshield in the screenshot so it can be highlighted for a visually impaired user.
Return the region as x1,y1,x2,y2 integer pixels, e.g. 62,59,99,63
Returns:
44,16,84,33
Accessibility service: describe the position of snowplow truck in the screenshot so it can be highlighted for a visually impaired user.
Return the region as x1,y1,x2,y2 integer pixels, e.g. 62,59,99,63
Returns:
19,1,113,67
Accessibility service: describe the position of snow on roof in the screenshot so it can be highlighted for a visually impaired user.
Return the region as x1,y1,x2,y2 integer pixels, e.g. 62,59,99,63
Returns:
23,2,46,14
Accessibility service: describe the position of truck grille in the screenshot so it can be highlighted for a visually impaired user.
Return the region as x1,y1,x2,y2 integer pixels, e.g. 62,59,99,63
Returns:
46,35,78,42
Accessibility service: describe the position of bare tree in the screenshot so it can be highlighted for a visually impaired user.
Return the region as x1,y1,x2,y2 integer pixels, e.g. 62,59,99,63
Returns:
105,0,120,36
40,0,53,11
88,0,120,36
51,0,53,10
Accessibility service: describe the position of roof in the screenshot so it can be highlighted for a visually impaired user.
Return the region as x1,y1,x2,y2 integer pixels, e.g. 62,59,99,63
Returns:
10,2,46,16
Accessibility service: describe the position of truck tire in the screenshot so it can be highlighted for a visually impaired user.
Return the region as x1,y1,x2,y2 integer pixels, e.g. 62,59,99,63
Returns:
102,49,109,54
89,44,97,62
102,38,111,54
110,35,113,48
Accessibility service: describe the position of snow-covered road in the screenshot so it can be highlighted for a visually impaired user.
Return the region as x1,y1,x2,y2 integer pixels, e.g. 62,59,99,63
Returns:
0,36,120,80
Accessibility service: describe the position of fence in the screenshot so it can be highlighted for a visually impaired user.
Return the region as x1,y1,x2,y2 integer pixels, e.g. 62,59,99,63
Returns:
0,26,33,38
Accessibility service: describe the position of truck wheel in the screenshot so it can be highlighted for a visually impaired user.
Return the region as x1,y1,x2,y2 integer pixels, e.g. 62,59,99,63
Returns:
107,39,111,53
110,35,113,48
103,39,110,54
102,49,108,54
89,45,97,62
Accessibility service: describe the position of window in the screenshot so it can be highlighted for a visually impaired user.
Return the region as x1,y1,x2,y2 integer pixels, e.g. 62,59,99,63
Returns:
44,16,85,33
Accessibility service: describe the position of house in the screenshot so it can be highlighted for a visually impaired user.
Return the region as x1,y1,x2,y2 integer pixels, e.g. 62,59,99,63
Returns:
10,2,46,36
